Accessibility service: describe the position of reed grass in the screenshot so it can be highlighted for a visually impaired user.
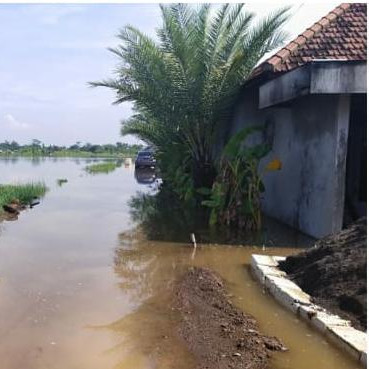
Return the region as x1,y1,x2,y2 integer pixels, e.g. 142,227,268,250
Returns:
0,182,47,209
85,161,120,174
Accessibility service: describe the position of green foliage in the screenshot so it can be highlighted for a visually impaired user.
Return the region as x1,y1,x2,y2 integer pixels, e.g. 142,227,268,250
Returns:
156,142,196,203
202,126,271,230
85,161,121,174
0,183,47,210
91,3,290,193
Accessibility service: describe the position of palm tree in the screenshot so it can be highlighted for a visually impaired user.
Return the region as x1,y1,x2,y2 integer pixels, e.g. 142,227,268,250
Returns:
91,3,289,190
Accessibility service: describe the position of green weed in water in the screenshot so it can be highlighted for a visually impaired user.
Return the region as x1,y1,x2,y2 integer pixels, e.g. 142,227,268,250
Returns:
0,182,47,209
85,161,121,174
56,178,68,186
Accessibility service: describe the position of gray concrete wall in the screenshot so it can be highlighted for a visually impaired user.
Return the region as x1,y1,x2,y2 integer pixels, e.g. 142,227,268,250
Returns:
311,62,367,94
259,62,366,109
231,88,350,238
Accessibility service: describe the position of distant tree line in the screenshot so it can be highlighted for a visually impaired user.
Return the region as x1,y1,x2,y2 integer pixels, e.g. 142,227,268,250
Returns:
0,139,143,157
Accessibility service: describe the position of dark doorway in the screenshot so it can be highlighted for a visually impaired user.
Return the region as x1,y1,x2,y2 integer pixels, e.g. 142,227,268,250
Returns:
344,94,367,226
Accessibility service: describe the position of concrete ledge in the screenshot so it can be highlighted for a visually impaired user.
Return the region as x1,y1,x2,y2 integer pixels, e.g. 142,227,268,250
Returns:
251,254,367,366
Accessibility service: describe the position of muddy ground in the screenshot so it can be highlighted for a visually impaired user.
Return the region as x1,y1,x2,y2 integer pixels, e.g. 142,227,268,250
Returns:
0,201,27,222
173,267,287,369
279,217,366,331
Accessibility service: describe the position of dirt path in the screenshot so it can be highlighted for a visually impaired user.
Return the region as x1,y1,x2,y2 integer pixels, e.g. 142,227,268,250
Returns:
173,267,287,369
279,217,366,331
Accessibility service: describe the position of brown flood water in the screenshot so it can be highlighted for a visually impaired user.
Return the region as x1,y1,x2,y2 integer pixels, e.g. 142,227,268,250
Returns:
0,158,361,369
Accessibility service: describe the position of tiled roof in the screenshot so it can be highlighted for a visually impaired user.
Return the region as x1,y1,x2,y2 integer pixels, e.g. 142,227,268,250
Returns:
254,3,367,76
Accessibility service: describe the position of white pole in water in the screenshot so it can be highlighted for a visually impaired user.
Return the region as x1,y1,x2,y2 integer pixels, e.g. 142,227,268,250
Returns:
190,233,197,260
190,233,197,248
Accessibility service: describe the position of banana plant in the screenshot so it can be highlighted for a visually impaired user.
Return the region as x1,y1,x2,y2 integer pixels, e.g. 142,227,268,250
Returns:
201,126,281,230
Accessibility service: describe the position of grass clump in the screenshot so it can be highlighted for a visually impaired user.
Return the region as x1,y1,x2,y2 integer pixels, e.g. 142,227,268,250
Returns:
57,178,68,186
0,182,47,209
85,161,120,174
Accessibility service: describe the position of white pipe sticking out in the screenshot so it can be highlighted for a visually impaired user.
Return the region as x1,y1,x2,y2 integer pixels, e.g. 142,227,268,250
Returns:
190,233,197,249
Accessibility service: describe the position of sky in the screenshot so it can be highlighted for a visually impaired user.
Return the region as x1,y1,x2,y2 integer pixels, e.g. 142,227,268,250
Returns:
0,2,342,146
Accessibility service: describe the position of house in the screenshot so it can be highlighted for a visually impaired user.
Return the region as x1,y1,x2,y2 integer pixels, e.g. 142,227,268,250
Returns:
230,3,367,238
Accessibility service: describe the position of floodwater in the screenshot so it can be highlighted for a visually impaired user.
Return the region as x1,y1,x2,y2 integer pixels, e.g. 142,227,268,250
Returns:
0,157,361,369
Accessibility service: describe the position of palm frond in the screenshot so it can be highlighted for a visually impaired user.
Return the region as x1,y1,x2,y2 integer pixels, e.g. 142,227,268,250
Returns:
93,3,291,190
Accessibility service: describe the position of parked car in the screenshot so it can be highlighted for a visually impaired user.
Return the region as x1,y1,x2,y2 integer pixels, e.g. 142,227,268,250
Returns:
135,149,156,168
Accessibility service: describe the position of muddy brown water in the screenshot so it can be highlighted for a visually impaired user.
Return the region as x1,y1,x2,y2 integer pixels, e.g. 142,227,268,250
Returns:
0,158,361,369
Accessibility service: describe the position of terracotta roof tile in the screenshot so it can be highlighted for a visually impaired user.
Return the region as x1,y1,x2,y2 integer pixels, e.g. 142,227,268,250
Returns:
301,29,315,39
254,3,367,76
284,41,299,53
309,23,323,33
318,17,331,27
294,35,307,46
340,3,352,10
331,7,345,17
268,56,282,66
277,48,291,60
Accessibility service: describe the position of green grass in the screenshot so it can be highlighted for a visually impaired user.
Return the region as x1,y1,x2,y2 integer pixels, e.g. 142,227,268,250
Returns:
0,182,47,209
85,161,121,174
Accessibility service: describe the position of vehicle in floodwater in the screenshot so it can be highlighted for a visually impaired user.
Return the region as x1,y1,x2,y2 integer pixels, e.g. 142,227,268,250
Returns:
135,148,156,168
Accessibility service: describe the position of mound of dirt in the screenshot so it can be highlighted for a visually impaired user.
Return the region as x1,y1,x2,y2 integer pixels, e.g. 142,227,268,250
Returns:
173,267,287,369
279,217,366,331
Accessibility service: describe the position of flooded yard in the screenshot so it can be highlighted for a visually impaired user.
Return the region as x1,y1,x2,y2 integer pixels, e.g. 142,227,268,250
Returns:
0,158,361,369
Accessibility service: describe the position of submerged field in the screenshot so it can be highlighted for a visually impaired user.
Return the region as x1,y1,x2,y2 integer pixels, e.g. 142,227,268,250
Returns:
0,158,361,369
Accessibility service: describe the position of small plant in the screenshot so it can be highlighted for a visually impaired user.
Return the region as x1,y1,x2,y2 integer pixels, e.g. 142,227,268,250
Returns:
0,182,47,210
85,161,121,174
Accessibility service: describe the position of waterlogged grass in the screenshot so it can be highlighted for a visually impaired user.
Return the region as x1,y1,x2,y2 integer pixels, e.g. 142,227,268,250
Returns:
0,182,47,209
85,161,121,174
56,178,68,186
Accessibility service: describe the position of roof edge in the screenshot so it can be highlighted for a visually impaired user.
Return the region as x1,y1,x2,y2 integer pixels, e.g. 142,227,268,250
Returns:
251,3,353,79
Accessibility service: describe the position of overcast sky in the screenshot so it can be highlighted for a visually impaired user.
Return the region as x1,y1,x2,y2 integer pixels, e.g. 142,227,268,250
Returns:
0,2,341,146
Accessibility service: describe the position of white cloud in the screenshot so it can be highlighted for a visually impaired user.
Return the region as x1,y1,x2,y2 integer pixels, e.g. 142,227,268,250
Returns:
3,114,31,130
35,5,86,26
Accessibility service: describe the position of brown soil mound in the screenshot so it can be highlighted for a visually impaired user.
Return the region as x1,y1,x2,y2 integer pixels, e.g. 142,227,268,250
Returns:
173,267,287,369
279,217,367,331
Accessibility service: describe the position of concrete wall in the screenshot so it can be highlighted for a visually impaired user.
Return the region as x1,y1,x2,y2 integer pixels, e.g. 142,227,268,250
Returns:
231,87,350,238
259,61,366,109
311,62,367,94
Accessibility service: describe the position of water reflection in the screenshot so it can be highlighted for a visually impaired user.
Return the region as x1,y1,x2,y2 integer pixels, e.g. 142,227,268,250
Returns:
134,168,157,185
31,157,43,166
114,229,190,302
98,295,195,369
129,189,204,243
98,228,359,369
0,156,20,165
92,229,195,368
128,188,314,247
